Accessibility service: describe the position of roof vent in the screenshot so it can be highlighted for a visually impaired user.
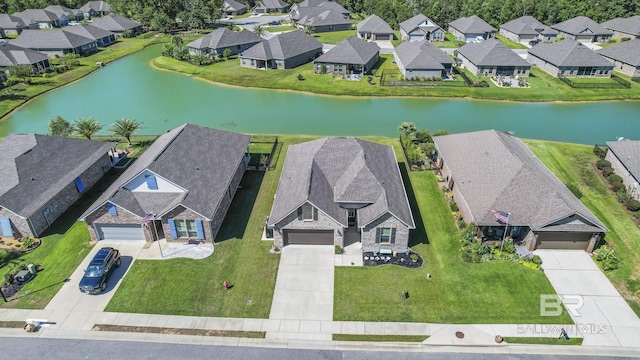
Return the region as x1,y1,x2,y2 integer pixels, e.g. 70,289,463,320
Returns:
31,177,35,181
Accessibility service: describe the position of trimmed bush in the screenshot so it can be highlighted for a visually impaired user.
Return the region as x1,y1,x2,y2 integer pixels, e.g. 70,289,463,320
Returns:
334,245,343,254
450,201,459,212
607,174,623,183
601,166,614,177
532,255,543,265
565,183,583,199
633,211,640,219
596,159,611,169
610,180,625,192
625,198,640,212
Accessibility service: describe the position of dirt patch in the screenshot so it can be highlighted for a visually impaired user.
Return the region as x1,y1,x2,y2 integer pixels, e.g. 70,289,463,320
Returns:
92,324,265,338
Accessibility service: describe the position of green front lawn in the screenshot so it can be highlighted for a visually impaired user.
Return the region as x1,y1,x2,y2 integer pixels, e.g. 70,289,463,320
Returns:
495,35,529,49
525,140,640,316
312,30,357,44
334,142,571,324
266,25,296,33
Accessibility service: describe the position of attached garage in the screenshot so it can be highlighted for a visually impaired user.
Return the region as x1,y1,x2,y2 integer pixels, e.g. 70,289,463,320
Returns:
284,229,334,245
95,224,145,241
375,34,392,40
575,35,594,43
535,232,591,251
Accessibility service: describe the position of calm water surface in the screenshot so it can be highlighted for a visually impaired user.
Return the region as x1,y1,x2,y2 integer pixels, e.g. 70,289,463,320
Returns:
2,45,639,144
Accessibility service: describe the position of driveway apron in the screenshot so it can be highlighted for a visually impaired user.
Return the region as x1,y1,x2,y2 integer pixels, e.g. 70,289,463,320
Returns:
536,250,640,348
267,245,334,340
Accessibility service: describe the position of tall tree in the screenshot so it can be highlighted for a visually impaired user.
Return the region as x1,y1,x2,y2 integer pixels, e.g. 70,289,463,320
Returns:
111,118,142,145
73,117,102,140
48,116,73,137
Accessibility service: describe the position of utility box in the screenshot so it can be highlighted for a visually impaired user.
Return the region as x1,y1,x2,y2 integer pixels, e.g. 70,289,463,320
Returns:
28,264,37,275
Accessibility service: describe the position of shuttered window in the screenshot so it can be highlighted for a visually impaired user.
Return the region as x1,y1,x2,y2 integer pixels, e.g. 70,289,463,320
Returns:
168,219,178,238
196,219,205,240
74,177,85,192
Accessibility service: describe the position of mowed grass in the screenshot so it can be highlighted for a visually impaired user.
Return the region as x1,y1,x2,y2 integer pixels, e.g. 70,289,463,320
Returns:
333,334,429,342
495,35,529,49
334,141,570,324
104,135,319,317
525,140,640,316
503,337,583,345
151,52,640,101
312,30,357,44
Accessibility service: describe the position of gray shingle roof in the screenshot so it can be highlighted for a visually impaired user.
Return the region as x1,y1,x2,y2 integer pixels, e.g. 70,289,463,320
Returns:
62,24,114,42
458,39,530,67
606,140,640,183
294,8,350,27
0,14,26,30
81,124,250,220
295,0,348,14
256,0,288,10
596,38,640,67
601,15,640,37
528,39,613,67
500,16,557,36
448,15,496,34
0,42,48,67
12,9,60,23
268,137,415,229
314,36,379,65
187,28,261,50
44,5,81,18
399,14,442,35
394,39,452,70
551,16,613,36
0,134,114,217
224,0,247,12
241,30,322,60
11,29,96,49
80,1,111,13
433,130,606,231
91,14,141,32
356,14,393,34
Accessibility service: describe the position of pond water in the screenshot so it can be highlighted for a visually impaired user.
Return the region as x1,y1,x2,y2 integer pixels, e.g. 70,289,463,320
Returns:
2,45,639,144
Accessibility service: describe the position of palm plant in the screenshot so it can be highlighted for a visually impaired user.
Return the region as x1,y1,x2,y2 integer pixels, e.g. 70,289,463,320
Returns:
304,25,314,35
398,122,417,138
73,117,102,140
253,24,265,36
111,118,142,146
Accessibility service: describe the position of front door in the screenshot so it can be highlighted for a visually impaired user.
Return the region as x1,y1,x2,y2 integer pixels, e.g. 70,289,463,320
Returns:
348,209,357,227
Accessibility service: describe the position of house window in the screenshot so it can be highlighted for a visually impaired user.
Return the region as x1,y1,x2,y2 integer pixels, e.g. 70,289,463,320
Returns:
379,227,392,243
302,203,313,220
174,219,198,238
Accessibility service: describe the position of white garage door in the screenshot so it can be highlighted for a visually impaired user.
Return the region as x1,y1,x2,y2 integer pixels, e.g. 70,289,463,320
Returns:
96,224,145,241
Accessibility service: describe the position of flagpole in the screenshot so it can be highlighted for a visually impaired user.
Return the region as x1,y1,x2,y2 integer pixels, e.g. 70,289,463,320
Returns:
500,213,510,252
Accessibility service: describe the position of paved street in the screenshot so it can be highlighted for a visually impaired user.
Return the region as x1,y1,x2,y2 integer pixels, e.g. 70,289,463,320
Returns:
536,250,640,347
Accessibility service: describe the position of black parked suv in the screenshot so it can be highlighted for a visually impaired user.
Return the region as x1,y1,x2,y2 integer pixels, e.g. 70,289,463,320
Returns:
79,247,121,294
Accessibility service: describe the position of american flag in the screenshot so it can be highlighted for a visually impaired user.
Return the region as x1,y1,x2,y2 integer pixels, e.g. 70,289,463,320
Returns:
141,213,155,222
491,209,509,223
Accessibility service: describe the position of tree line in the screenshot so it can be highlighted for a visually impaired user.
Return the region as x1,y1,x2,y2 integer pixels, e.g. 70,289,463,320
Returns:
3,0,639,31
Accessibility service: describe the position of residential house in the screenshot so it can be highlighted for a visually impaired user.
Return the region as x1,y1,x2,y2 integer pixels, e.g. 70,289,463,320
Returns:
433,130,607,252
44,5,84,24
13,9,65,29
91,14,143,37
394,40,453,79
448,15,496,42
63,24,116,47
0,134,115,239
457,39,531,77
291,0,349,16
551,16,612,43
0,42,51,78
267,137,415,252
80,1,111,19
596,39,640,78
11,29,98,57
0,14,29,35
605,140,640,201
313,36,379,75
240,30,322,69
290,7,351,33
601,15,640,40
223,0,248,16
399,14,445,42
356,14,394,41
81,124,251,243
253,0,290,14
527,39,613,78
499,16,557,43
187,28,262,56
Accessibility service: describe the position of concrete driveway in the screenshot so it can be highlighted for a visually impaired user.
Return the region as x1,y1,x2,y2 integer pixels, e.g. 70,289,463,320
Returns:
32,241,146,330
268,245,334,340
536,250,640,348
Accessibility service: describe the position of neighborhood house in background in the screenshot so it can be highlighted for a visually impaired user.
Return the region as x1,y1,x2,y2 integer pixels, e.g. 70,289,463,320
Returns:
605,139,640,201
267,137,415,253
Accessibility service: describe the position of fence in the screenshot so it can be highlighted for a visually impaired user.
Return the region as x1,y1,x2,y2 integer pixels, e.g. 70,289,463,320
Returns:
380,69,468,87
558,74,631,89
248,135,279,171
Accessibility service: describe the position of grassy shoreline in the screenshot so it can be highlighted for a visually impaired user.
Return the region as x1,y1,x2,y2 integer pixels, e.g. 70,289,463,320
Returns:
151,54,640,103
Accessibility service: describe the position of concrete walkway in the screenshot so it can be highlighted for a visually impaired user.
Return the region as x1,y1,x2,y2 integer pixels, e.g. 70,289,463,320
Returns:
267,245,335,340
536,250,640,348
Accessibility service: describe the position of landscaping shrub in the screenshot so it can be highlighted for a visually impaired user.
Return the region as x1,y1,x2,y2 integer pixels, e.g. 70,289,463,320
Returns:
297,73,305,81
532,255,542,265
334,245,343,254
22,237,36,249
634,211,640,219
602,258,620,271
595,244,616,261
601,166,614,177
565,183,583,199
501,239,516,254
625,198,640,212
596,159,611,169
616,190,631,203
610,180,625,192
449,201,458,212
607,174,623,183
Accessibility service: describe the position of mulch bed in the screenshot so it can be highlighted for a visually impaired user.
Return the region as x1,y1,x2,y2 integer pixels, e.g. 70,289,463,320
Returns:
92,324,265,338
363,251,423,268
